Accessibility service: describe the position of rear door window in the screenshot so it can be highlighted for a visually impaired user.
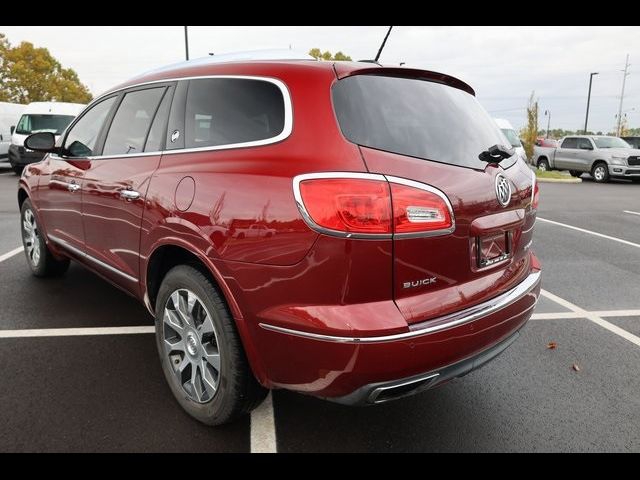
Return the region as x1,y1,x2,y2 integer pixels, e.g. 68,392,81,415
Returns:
577,138,592,150
332,74,515,170
184,78,286,149
561,138,578,149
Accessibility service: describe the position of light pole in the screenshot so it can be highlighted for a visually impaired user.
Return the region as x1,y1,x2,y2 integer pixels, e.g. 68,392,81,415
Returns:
584,72,598,134
184,26,190,61
544,110,551,139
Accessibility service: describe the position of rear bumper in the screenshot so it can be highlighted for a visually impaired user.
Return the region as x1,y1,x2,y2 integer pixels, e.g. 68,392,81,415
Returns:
256,266,541,399
330,328,521,405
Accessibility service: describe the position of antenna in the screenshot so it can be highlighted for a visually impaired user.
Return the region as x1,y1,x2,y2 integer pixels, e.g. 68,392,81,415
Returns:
374,26,393,63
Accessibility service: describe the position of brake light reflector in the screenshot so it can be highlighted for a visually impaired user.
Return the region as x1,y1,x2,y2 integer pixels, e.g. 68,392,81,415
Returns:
297,178,392,234
294,173,454,238
390,182,453,234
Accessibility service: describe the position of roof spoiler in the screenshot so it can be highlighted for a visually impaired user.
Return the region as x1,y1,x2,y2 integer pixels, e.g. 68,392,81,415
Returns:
333,63,475,96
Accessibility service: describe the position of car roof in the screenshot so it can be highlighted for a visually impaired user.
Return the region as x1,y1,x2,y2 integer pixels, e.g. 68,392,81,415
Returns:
100,50,476,98
22,102,85,115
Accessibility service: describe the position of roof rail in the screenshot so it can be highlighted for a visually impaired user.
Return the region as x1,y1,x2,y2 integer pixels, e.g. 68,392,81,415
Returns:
141,49,316,76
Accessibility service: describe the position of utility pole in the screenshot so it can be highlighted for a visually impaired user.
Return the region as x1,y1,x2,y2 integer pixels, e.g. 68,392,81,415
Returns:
184,26,190,61
374,26,393,63
616,54,630,136
544,110,551,138
584,72,598,134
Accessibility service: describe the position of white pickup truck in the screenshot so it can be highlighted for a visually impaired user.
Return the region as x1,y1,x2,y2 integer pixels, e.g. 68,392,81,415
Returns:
532,135,640,183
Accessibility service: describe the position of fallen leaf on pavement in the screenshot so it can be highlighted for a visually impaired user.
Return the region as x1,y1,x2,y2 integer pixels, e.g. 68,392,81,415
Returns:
572,363,580,372
547,342,557,349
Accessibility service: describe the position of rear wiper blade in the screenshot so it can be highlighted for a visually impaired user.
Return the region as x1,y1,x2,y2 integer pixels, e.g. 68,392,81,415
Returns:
478,144,515,163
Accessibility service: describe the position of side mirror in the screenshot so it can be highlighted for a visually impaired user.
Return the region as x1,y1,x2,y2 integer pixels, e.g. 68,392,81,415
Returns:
24,132,58,153
10,126,15,135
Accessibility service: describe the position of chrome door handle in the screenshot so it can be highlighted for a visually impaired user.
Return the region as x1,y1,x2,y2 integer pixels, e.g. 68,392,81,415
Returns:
68,182,80,192
120,189,140,201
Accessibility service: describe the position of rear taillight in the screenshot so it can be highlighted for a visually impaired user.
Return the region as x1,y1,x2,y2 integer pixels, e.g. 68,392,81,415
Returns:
294,173,454,238
297,177,392,235
390,181,453,234
531,173,540,210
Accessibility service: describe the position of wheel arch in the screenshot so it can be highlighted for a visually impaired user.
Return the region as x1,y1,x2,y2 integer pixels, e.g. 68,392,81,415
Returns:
17,187,29,209
144,241,269,386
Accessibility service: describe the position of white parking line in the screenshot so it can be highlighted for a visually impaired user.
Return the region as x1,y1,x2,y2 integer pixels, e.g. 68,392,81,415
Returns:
0,246,24,263
0,326,154,338
532,309,640,320
623,210,640,217
250,392,277,453
541,289,640,348
537,217,640,249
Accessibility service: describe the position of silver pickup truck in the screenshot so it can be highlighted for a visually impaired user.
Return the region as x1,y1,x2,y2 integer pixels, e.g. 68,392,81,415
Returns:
532,135,640,183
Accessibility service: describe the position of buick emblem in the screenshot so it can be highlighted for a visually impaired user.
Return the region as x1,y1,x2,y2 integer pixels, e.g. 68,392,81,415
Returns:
495,174,511,207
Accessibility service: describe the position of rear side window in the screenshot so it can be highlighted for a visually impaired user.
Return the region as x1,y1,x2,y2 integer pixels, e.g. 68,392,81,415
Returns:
561,138,578,149
184,78,285,149
332,75,514,170
103,87,165,156
64,97,116,157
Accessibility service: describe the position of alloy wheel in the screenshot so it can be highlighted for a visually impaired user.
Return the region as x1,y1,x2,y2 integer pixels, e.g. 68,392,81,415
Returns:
162,289,221,403
22,209,41,267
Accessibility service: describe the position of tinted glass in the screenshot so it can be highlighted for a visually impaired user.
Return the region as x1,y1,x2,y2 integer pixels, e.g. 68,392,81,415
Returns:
64,97,116,157
103,88,165,156
577,138,592,149
144,89,172,152
185,78,285,149
561,138,578,149
16,114,76,135
332,75,514,170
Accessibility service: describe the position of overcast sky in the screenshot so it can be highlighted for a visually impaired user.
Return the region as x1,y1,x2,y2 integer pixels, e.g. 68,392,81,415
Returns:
2,26,638,133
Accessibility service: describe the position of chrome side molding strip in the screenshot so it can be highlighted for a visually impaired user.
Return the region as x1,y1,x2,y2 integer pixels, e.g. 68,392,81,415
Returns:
259,270,541,344
48,234,138,283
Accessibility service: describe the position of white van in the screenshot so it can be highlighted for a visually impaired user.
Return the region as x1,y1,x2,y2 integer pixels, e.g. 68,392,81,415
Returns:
0,102,27,163
9,101,85,174
494,118,527,161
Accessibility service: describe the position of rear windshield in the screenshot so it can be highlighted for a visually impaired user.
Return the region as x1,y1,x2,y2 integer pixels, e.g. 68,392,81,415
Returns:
15,114,76,135
332,75,516,170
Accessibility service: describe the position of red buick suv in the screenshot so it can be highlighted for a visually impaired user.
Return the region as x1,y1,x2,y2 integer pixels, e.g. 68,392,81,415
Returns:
18,52,541,425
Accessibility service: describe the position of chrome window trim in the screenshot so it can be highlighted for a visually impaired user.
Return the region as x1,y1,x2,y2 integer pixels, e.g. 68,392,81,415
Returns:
52,75,293,161
292,172,392,240
385,175,456,239
259,270,540,344
48,234,138,283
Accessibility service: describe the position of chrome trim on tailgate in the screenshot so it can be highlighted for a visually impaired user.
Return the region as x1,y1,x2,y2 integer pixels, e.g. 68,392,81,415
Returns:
259,270,541,343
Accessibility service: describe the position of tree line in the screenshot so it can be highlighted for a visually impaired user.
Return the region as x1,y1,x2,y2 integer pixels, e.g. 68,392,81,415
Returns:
0,33,92,104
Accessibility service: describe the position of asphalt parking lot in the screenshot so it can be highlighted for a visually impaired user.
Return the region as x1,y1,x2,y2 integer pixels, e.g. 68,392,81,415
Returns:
1,164,639,452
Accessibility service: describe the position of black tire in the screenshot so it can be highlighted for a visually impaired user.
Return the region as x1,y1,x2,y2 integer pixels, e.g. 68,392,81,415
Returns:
537,158,550,171
12,165,23,175
20,199,70,277
631,178,640,183
569,170,582,178
591,162,609,183
154,264,267,426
